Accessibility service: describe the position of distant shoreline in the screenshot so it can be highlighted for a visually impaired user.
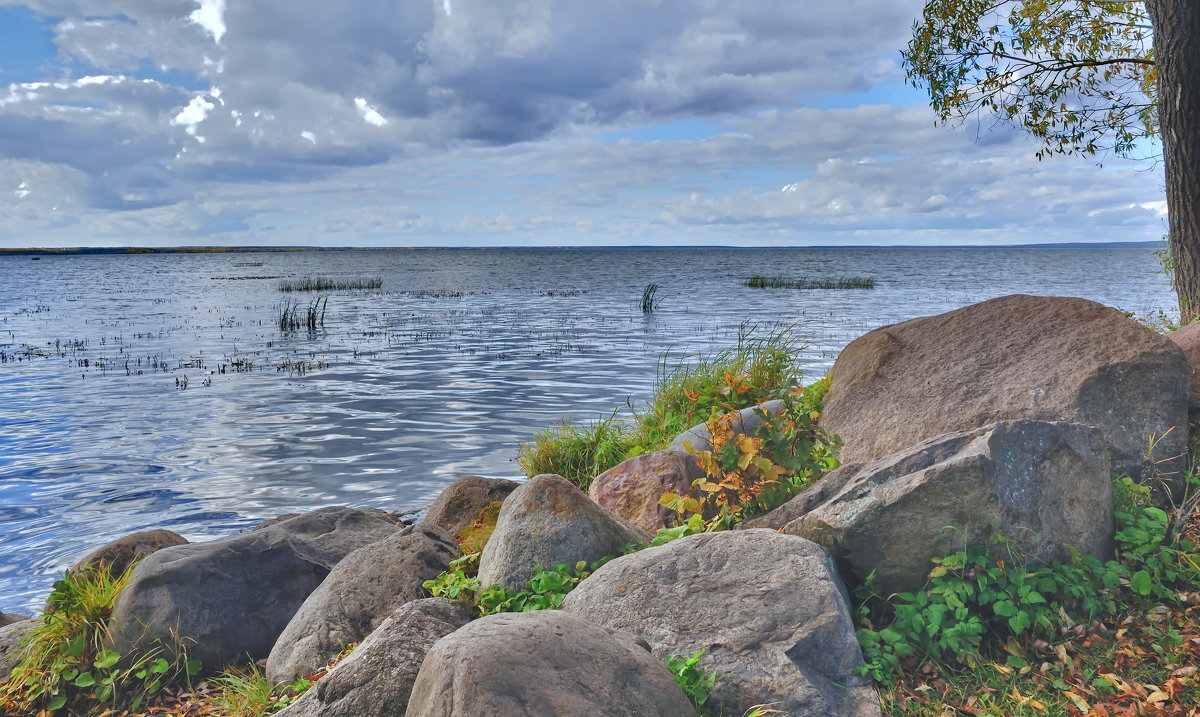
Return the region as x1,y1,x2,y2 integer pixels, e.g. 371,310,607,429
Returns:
0,241,1165,256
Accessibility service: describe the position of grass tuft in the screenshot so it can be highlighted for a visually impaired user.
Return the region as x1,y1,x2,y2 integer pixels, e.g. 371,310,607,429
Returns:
746,275,876,290
641,283,663,313
517,326,804,489
278,276,382,292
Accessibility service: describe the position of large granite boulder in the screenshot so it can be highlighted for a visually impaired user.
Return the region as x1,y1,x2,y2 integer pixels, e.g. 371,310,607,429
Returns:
108,507,402,672
821,295,1188,481
422,475,521,538
0,620,35,680
275,598,471,717
562,530,879,717
266,523,460,684
782,420,1112,593
405,610,695,717
1166,322,1200,416
668,399,783,454
73,529,188,576
588,450,704,533
477,474,650,592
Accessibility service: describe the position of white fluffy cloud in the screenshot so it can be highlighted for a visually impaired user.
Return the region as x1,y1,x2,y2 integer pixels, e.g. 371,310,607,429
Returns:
0,0,1167,246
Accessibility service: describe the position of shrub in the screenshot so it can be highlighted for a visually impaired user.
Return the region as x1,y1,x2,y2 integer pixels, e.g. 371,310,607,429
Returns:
0,564,200,714
660,378,839,527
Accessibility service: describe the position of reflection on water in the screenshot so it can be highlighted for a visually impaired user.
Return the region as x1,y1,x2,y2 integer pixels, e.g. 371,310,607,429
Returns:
0,247,1175,610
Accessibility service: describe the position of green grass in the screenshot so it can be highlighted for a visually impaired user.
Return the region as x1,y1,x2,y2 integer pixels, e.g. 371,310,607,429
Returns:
746,275,876,290
517,327,804,488
517,413,636,491
0,563,200,714
209,664,309,717
278,276,382,292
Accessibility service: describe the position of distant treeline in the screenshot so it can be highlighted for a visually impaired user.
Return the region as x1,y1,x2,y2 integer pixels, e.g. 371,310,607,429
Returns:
0,246,414,256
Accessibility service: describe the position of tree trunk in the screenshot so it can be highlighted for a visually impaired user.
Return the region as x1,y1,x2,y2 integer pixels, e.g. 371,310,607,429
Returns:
1148,0,1200,323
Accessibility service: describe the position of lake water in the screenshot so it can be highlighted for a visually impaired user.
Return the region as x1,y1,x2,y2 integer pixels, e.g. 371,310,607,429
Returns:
0,246,1176,611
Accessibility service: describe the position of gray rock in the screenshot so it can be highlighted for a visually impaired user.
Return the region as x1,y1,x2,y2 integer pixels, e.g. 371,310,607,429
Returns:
423,475,521,538
588,450,705,533
737,462,864,530
266,523,460,684
821,294,1189,484
784,420,1113,593
74,529,188,576
563,530,879,717
0,613,29,628
275,599,471,717
108,506,402,672
477,474,650,592
0,620,35,681
668,399,784,454
404,610,695,717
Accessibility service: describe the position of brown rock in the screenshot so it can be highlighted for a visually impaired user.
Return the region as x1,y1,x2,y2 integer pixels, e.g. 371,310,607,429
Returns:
74,529,188,576
821,294,1189,482
588,450,705,533
1166,322,1200,415
422,476,520,538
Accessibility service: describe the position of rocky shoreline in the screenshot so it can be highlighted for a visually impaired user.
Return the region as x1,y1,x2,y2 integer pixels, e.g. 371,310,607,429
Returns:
2,293,1197,716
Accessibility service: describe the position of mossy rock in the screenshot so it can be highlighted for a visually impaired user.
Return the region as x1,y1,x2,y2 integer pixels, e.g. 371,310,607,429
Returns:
455,501,503,555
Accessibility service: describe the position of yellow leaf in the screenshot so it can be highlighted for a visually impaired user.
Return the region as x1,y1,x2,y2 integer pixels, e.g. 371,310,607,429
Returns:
698,481,723,493
1146,690,1171,703
1062,691,1090,712
995,664,1012,675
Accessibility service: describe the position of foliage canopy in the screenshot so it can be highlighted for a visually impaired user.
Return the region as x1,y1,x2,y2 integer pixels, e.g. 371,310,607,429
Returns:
903,0,1157,158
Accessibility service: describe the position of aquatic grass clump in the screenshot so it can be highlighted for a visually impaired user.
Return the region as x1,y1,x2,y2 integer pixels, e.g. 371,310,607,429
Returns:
746,275,876,290
641,283,663,313
278,276,382,292
278,296,328,331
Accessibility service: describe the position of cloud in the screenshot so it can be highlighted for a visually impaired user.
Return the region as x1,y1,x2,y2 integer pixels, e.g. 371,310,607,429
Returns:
0,0,1168,247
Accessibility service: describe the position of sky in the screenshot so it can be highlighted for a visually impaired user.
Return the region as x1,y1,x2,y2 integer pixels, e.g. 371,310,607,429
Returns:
0,0,1170,248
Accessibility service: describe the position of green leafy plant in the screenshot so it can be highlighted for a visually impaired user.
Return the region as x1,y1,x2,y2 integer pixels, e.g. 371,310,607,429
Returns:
422,552,482,602
664,649,719,714
0,563,201,714
853,474,1200,684
661,378,840,527
476,558,614,615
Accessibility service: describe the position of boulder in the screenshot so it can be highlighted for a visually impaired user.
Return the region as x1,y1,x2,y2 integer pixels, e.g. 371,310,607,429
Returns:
73,529,188,576
422,475,521,538
0,613,28,628
108,507,402,672
820,294,1188,482
736,461,865,531
562,530,879,717
405,610,695,717
266,523,460,684
477,474,650,592
0,620,35,680
275,598,471,717
668,399,783,454
1166,322,1200,415
783,420,1112,593
588,450,705,533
